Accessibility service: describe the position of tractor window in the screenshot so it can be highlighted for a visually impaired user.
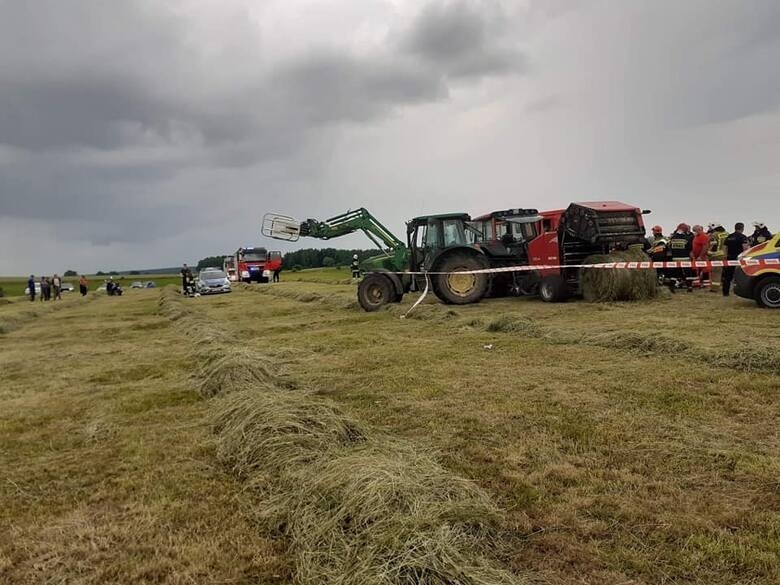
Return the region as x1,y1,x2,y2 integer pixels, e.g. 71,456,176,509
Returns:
424,221,441,248
414,224,426,249
442,220,467,246
517,222,538,241
465,222,483,244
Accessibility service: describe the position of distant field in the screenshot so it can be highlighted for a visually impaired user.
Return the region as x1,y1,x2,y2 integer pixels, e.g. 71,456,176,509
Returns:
1,274,778,584
0,274,180,297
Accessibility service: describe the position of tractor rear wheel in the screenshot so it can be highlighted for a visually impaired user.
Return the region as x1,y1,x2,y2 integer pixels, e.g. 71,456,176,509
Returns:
357,274,394,312
539,274,569,303
433,252,489,305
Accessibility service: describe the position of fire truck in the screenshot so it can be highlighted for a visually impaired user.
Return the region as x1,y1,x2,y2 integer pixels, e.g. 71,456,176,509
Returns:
223,255,238,282
235,247,283,283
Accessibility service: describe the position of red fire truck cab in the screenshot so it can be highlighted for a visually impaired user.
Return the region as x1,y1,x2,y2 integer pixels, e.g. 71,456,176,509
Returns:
236,247,283,283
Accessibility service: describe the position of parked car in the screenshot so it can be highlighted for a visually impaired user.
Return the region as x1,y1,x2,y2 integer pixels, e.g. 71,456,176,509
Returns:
60,282,75,293
196,269,232,295
24,283,42,296
131,281,145,289
735,233,780,308
144,281,156,288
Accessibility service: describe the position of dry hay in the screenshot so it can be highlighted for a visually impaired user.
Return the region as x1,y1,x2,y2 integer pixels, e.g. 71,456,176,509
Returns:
213,389,520,585
485,315,542,337
195,346,275,398
166,285,521,584
580,249,657,302
585,330,690,354
703,346,780,376
213,389,367,475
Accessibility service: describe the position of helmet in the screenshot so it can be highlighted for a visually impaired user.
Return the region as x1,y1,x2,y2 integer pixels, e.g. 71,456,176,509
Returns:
707,222,720,230
676,223,690,232
753,221,765,229
651,225,663,234
353,254,358,259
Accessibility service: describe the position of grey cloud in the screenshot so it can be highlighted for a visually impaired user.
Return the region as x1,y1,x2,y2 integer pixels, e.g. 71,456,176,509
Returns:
524,95,561,113
401,0,526,78
269,52,447,126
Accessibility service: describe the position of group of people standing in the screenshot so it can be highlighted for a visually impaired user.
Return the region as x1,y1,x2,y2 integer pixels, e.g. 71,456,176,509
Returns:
646,221,773,295
26,274,89,301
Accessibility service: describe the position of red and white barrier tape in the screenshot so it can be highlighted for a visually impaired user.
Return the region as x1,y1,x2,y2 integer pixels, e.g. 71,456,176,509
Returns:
382,258,778,276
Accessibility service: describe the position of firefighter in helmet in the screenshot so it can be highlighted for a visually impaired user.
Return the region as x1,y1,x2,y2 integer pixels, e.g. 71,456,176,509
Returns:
646,225,668,261
707,222,728,292
668,223,694,291
351,254,360,279
749,221,772,246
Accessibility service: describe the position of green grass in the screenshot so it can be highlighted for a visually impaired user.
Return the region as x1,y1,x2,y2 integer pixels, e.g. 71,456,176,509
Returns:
2,281,778,584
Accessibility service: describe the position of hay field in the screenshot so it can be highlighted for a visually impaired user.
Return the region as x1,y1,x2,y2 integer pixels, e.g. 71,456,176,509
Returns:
1,278,778,584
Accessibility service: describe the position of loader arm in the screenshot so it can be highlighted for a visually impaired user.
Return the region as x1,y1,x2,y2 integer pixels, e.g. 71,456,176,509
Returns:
300,208,405,252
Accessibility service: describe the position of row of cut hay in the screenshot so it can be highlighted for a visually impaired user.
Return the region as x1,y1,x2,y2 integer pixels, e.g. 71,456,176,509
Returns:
580,249,658,302
213,389,521,585
471,309,780,377
158,286,275,398
157,287,524,585
243,283,360,311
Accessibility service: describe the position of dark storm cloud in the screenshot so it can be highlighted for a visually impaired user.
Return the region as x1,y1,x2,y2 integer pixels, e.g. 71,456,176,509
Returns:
401,0,526,78
0,0,530,254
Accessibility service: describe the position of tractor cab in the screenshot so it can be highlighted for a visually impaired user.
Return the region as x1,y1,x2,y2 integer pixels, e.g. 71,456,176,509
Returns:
406,213,479,272
471,208,542,261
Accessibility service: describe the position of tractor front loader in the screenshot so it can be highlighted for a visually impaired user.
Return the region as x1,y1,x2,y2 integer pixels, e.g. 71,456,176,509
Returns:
262,208,491,311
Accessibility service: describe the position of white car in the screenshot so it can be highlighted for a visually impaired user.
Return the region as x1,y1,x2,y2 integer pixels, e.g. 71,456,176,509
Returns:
196,269,232,295
24,282,42,296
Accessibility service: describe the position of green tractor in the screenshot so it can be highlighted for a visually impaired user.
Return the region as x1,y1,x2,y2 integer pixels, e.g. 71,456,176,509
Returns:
262,208,490,311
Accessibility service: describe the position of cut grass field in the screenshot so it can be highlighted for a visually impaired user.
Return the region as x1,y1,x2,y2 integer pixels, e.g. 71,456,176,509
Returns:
1,273,778,584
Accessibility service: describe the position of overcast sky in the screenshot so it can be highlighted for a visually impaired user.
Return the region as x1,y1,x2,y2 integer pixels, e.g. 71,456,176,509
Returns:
1,0,778,274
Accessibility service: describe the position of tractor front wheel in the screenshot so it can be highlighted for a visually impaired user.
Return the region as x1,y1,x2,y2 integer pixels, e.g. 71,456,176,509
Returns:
433,252,490,305
357,274,394,312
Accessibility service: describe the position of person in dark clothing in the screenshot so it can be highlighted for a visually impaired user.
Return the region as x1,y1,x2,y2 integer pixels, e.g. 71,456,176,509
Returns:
79,275,88,296
27,275,35,301
272,269,281,283
722,223,750,296
351,254,360,279
40,276,50,301
181,264,193,295
668,223,694,291
749,222,772,246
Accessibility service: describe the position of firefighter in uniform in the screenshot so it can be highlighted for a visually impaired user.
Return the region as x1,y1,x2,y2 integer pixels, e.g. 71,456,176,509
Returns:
646,225,668,260
749,222,772,246
351,254,360,279
707,223,728,292
668,223,693,291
